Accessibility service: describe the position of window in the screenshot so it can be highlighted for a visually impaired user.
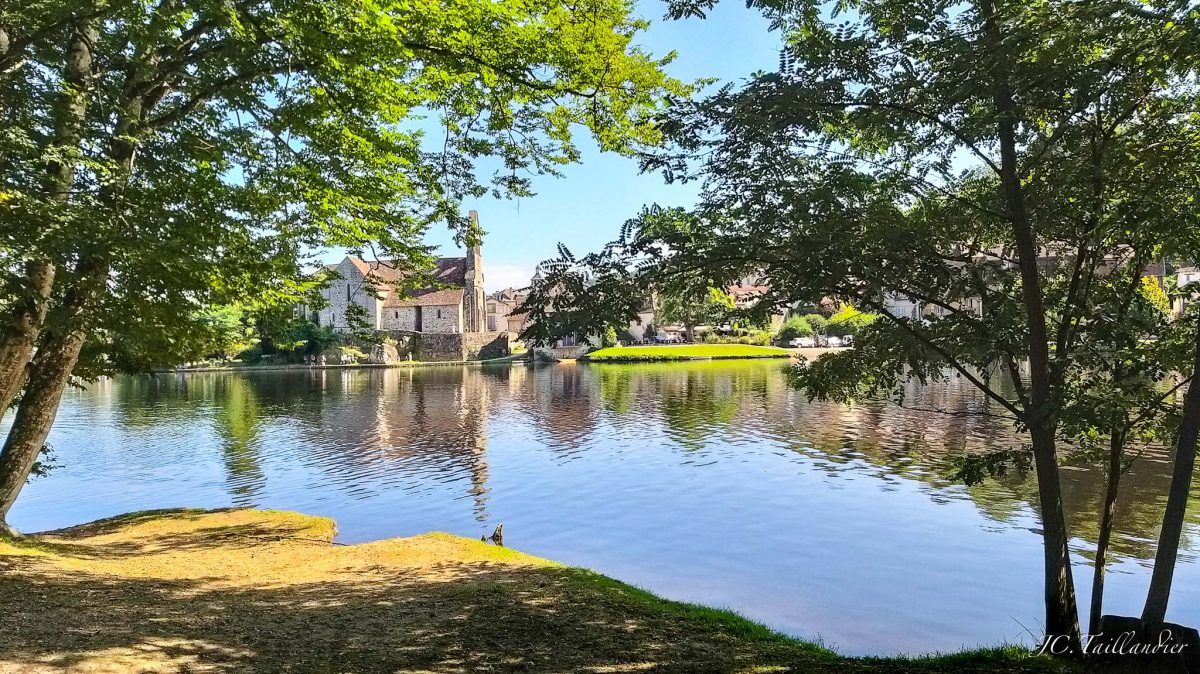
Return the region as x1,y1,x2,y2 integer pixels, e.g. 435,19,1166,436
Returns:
346,285,351,301
394,311,399,318
436,309,442,319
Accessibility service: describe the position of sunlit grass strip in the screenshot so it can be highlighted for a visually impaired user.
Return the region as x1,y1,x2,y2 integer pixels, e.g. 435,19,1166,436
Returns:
584,344,792,361
0,508,1075,673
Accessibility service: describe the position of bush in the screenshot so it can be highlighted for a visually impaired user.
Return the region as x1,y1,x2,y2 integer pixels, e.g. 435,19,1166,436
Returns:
827,306,876,337
803,313,828,335
776,315,813,342
237,344,265,364
338,346,368,362
698,330,772,346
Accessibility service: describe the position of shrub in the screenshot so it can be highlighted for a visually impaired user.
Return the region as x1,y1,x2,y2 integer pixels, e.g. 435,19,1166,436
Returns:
776,315,813,342
803,313,828,335
237,344,265,364
827,306,876,337
338,346,368,362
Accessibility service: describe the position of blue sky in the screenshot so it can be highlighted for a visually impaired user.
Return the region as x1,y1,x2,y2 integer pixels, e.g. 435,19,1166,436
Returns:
396,2,782,292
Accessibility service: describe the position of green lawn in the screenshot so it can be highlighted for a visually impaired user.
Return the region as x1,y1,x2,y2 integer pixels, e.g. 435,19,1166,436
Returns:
585,343,792,361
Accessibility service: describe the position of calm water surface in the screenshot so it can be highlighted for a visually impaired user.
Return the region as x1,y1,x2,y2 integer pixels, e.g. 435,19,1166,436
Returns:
8,361,1200,656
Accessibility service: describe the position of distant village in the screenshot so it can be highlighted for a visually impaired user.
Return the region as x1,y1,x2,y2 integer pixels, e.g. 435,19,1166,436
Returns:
303,212,1200,357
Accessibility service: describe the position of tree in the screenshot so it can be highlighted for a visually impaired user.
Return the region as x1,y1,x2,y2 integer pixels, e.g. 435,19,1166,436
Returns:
826,306,875,338
803,314,828,336
0,0,685,530
656,286,734,342
194,306,256,362
776,315,813,343
520,0,1200,654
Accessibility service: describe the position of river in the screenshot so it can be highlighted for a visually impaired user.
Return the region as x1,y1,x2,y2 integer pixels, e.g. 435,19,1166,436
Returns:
7,361,1200,655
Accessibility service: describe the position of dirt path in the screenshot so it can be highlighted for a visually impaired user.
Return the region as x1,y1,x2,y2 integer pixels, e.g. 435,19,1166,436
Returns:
0,509,1067,673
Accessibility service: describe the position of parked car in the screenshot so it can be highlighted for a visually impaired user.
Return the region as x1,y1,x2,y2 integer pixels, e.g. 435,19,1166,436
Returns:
788,337,817,348
827,336,844,348
842,335,854,346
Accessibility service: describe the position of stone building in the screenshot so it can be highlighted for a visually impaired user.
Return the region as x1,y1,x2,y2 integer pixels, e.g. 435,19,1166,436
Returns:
314,213,487,334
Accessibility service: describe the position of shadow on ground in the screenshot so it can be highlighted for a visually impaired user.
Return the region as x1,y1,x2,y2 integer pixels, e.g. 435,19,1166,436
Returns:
0,508,1071,673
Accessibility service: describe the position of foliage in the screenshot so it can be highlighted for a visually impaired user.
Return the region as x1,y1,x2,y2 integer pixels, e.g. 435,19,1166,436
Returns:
337,346,368,362
601,326,619,348
777,315,814,342
826,306,875,338
518,0,1200,648
1140,277,1172,317
803,314,828,336
655,287,735,338
585,344,789,361
193,306,257,362
0,0,688,375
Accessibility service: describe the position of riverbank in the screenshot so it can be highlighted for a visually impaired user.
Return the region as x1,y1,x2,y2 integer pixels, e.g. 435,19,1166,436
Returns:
585,344,794,362
169,354,526,373
0,509,1069,673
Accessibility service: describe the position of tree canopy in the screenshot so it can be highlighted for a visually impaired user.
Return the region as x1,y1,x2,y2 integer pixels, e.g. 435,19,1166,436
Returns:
518,0,1200,652
0,0,687,526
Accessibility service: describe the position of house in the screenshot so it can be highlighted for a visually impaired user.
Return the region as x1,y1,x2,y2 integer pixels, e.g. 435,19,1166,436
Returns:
313,215,486,334
1173,266,1200,317
486,287,530,333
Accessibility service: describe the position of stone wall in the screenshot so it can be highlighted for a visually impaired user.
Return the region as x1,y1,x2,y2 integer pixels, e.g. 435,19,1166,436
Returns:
381,307,419,332
376,330,511,362
415,332,467,362
380,304,462,333
463,332,511,360
317,257,380,329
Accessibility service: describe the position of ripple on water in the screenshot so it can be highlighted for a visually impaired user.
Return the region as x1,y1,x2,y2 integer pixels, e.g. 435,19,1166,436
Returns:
6,361,1200,656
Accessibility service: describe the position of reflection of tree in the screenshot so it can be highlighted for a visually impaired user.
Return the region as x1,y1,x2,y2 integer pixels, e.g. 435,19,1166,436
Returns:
581,361,1200,567
92,361,1200,569
213,376,266,505
657,368,743,451
521,364,601,455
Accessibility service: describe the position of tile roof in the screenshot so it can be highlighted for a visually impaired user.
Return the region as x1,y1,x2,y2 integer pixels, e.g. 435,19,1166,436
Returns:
328,255,470,308
384,288,464,308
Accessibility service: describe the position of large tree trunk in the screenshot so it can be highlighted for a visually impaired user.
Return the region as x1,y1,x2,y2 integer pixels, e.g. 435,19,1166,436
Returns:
0,260,108,528
0,13,99,420
0,261,56,414
978,0,1082,652
1142,328,1200,624
1090,429,1126,636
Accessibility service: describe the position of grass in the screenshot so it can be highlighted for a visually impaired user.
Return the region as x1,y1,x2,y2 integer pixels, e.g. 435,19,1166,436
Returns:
585,343,793,362
0,508,1076,673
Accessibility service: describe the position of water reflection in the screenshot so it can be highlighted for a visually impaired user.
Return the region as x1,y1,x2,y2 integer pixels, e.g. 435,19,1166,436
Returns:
7,361,1200,655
